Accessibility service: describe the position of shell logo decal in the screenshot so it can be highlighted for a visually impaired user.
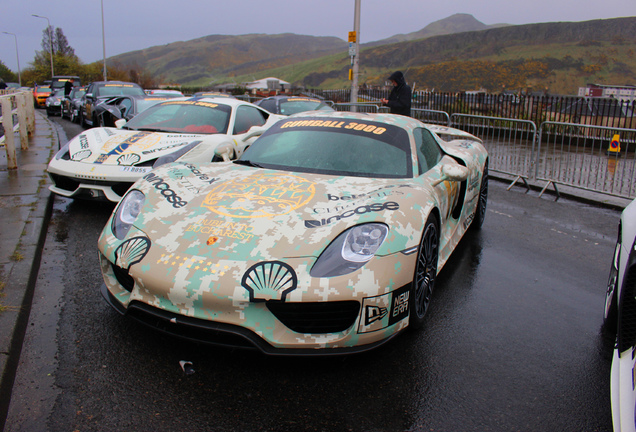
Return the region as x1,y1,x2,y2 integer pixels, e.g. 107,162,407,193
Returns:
201,172,316,218
115,236,151,270
241,261,298,302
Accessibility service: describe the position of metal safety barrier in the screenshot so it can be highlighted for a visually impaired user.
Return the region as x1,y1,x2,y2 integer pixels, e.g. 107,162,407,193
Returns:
313,101,636,201
450,114,537,187
412,108,450,126
0,91,36,169
333,103,379,113
536,122,636,199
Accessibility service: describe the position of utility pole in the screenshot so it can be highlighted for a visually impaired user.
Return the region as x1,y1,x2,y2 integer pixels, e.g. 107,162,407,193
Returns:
349,0,360,110
101,0,107,81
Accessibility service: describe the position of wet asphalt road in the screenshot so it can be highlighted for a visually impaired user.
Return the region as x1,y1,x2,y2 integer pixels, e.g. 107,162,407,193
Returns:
4,116,622,431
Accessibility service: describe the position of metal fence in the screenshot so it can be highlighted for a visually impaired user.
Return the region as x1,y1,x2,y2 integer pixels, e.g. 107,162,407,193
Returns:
312,88,636,131
536,122,636,199
450,114,537,186
319,96,636,200
333,102,379,113
0,90,36,169
413,109,450,126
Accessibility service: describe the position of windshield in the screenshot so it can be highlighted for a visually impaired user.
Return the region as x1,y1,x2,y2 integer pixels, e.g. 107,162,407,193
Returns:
136,98,170,113
125,100,231,134
96,84,145,97
279,98,334,115
239,118,412,178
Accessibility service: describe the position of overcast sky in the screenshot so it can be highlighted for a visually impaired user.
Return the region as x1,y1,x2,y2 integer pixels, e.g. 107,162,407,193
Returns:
1,0,635,77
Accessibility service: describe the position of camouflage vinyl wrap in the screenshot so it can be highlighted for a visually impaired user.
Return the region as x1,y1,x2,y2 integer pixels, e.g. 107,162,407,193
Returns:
97,112,488,352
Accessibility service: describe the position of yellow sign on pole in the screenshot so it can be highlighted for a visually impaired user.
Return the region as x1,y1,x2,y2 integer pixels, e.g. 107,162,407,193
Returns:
348,31,357,43
608,134,621,156
349,69,353,81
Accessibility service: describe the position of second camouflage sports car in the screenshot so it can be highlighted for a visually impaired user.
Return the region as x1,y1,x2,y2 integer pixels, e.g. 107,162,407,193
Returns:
97,111,488,354
47,97,283,202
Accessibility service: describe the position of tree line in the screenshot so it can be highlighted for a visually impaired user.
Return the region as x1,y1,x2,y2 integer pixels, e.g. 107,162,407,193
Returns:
0,26,161,88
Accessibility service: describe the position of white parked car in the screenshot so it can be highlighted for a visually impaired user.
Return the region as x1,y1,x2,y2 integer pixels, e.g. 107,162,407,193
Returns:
604,198,636,432
47,97,283,202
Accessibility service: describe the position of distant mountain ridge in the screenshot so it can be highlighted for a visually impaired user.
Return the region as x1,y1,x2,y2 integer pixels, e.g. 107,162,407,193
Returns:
106,14,636,93
108,13,500,84
110,33,347,84
368,13,509,46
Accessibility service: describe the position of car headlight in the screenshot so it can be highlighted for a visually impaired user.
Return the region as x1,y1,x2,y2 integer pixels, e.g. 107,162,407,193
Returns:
310,223,389,278
55,142,71,160
153,141,201,168
112,189,145,240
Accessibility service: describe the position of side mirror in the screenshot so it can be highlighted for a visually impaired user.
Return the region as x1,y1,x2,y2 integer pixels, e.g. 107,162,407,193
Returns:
214,142,235,161
431,159,469,187
241,125,266,142
115,119,127,129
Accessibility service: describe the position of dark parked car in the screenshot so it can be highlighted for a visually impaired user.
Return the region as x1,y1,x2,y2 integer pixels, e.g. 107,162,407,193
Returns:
93,94,178,126
45,89,65,116
62,86,87,122
254,95,334,116
79,81,146,128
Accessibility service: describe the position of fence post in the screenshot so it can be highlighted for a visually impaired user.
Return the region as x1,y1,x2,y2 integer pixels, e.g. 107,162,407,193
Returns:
25,92,35,136
16,93,29,150
1,97,17,169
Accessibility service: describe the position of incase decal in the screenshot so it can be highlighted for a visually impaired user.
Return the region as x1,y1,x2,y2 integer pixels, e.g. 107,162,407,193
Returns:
304,201,399,228
143,173,187,208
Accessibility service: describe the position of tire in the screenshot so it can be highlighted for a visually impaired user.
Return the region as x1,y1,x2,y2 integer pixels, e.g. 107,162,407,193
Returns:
410,212,439,329
603,239,621,335
471,161,488,230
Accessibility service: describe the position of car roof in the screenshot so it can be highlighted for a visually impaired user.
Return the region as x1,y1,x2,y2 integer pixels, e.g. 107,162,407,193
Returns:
90,81,142,87
182,96,259,108
261,95,324,101
287,110,422,128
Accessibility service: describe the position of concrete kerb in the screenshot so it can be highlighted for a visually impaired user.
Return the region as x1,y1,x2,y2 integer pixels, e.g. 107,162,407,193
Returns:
0,111,58,430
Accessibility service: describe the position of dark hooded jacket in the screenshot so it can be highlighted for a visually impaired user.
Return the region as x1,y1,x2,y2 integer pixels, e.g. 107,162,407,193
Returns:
385,71,411,116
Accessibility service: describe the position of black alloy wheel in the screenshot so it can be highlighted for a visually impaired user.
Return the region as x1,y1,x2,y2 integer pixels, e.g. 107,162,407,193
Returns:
603,235,622,335
410,213,439,329
471,161,488,230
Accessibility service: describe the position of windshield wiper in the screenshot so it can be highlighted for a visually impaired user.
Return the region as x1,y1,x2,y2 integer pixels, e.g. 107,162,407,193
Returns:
234,159,264,168
131,127,163,132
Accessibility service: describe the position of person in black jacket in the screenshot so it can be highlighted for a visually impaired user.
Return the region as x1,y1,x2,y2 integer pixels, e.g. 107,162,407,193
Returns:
381,71,411,116
64,79,74,97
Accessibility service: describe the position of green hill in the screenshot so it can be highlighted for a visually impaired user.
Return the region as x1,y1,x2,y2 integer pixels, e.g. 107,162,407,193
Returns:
107,15,636,95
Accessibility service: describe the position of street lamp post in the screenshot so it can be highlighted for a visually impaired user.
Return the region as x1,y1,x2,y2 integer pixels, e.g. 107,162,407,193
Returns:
32,14,54,77
101,0,107,81
1,32,21,86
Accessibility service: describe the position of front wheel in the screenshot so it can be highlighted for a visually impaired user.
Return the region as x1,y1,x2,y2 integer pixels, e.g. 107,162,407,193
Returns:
410,213,439,329
603,239,621,335
471,161,488,230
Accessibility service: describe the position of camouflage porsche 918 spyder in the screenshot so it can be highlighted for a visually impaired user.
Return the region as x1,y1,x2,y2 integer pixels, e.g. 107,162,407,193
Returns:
97,111,488,354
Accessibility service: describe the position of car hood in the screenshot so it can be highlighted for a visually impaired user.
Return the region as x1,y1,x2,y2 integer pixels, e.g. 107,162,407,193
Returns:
65,128,219,165
121,162,426,260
